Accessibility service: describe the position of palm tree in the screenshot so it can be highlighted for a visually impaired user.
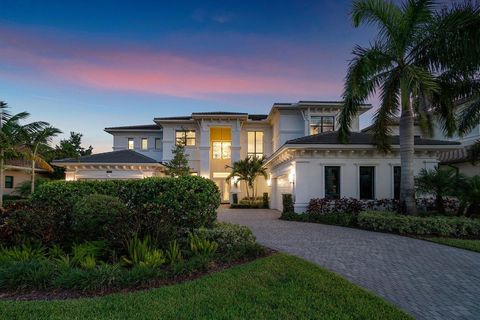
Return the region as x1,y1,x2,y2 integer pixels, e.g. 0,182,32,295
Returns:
339,0,480,214
0,101,48,207
456,175,480,217
21,126,62,194
415,167,456,214
226,157,268,205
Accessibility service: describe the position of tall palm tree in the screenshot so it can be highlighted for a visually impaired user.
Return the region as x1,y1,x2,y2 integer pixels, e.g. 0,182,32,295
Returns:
21,126,62,194
0,101,47,208
226,157,268,204
339,0,480,214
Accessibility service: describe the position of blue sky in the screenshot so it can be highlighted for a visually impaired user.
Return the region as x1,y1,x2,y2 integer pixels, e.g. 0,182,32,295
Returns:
0,0,380,152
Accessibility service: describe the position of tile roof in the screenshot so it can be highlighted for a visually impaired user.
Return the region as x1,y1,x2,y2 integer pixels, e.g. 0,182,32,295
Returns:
439,147,471,164
52,150,159,164
285,131,462,146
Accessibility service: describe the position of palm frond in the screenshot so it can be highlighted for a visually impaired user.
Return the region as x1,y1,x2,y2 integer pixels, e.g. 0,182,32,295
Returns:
458,97,480,136
372,69,401,151
339,43,394,143
351,0,402,45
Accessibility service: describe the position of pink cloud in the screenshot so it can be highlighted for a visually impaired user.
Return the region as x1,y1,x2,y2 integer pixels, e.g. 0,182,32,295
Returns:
0,24,344,99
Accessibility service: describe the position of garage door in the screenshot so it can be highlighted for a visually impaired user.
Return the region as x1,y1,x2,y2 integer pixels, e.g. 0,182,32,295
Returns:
274,174,291,211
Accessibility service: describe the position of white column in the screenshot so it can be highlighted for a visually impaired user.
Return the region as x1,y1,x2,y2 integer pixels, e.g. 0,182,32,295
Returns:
199,123,210,178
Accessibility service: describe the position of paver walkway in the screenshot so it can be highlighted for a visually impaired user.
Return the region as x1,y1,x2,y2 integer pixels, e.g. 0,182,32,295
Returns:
218,206,480,320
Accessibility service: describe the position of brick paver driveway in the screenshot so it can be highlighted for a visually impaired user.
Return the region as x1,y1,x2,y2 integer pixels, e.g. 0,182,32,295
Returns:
218,206,480,320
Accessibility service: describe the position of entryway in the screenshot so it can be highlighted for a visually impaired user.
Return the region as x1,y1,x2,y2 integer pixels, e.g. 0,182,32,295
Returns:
213,178,230,203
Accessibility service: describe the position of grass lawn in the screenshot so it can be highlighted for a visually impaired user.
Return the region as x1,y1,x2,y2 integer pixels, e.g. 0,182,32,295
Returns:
426,237,480,253
0,253,411,320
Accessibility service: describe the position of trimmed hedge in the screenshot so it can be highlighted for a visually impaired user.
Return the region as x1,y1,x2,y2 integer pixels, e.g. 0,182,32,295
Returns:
1,176,220,247
358,211,480,237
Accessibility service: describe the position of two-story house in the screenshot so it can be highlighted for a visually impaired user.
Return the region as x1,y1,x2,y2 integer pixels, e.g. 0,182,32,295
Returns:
53,100,461,212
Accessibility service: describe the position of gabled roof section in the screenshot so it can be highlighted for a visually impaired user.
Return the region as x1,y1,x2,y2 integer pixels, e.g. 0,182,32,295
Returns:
248,114,268,121
52,150,159,165
105,124,161,132
285,131,461,146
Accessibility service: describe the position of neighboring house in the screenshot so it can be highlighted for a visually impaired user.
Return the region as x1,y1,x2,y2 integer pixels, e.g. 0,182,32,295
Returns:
53,100,461,212
3,159,49,195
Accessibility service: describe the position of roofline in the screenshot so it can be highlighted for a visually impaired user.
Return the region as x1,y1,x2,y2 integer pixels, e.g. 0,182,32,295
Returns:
267,101,372,121
105,128,162,133
52,161,164,167
264,143,460,167
5,165,48,173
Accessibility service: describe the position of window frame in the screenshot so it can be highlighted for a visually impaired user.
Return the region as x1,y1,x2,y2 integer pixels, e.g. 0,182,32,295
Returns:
5,176,13,189
310,116,335,135
324,166,341,199
393,166,401,200
141,138,148,150
359,166,375,200
175,130,196,146
127,138,134,150
247,131,264,158
155,138,162,150
212,141,231,160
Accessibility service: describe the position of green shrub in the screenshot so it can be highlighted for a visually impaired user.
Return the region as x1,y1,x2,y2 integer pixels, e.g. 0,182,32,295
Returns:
282,194,294,214
15,177,51,198
0,260,55,290
262,192,269,209
358,211,480,237
53,264,124,290
0,243,47,264
31,176,220,244
187,234,218,257
122,236,166,268
165,241,183,265
71,194,127,242
194,222,256,252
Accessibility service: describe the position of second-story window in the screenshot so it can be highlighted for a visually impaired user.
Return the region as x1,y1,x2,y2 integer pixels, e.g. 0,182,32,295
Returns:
212,141,231,159
248,131,264,158
155,138,162,150
310,116,335,135
175,130,196,146
128,138,134,150
141,138,148,150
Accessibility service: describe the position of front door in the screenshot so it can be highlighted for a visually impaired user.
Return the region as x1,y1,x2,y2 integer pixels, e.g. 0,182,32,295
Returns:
213,178,230,203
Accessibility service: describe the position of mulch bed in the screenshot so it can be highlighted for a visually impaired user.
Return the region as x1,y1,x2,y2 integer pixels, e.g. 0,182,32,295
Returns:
0,248,275,301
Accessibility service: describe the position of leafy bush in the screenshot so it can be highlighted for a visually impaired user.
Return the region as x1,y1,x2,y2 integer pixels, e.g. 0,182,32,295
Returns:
282,194,294,214
15,177,51,198
53,264,124,290
358,211,480,237
194,222,256,252
122,236,166,268
71,194,127,242
165,241,183,266
262,192,269,209
0,243,46,264
32,177,220,231
0,260,55,290
187,234,218,256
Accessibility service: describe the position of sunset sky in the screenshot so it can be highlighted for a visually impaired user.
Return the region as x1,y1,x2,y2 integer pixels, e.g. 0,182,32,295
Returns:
0,0,381,152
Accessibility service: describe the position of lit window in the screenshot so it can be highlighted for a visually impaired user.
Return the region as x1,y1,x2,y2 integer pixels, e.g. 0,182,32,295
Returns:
310,116,335,135
128,138,134,150
248,131,264,158
175,130,196,146
212,141,231,159
155,138,162,150
141,138,148,150
5,176,13,189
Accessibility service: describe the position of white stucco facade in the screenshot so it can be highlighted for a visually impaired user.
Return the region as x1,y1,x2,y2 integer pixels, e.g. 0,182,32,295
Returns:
54,100,465,209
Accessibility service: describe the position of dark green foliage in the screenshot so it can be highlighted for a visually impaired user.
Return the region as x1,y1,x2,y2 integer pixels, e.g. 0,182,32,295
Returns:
187,234,218,257
15,177,51,198
164,144,191,177
282,194,294,214
72,194,127,242
53,264,124,290
0,260,55,290
415,168,457,215
281,211,358,227
358,211,480,237
194,222,256,253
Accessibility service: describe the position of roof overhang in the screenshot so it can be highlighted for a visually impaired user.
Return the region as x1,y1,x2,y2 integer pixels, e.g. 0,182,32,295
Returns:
266,101,372,121
264,143,461,167
52,162,165,170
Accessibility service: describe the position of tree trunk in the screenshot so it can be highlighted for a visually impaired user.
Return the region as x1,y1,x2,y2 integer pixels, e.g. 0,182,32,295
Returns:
399,79,417,215
31,159,36,194
0,150,4,209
